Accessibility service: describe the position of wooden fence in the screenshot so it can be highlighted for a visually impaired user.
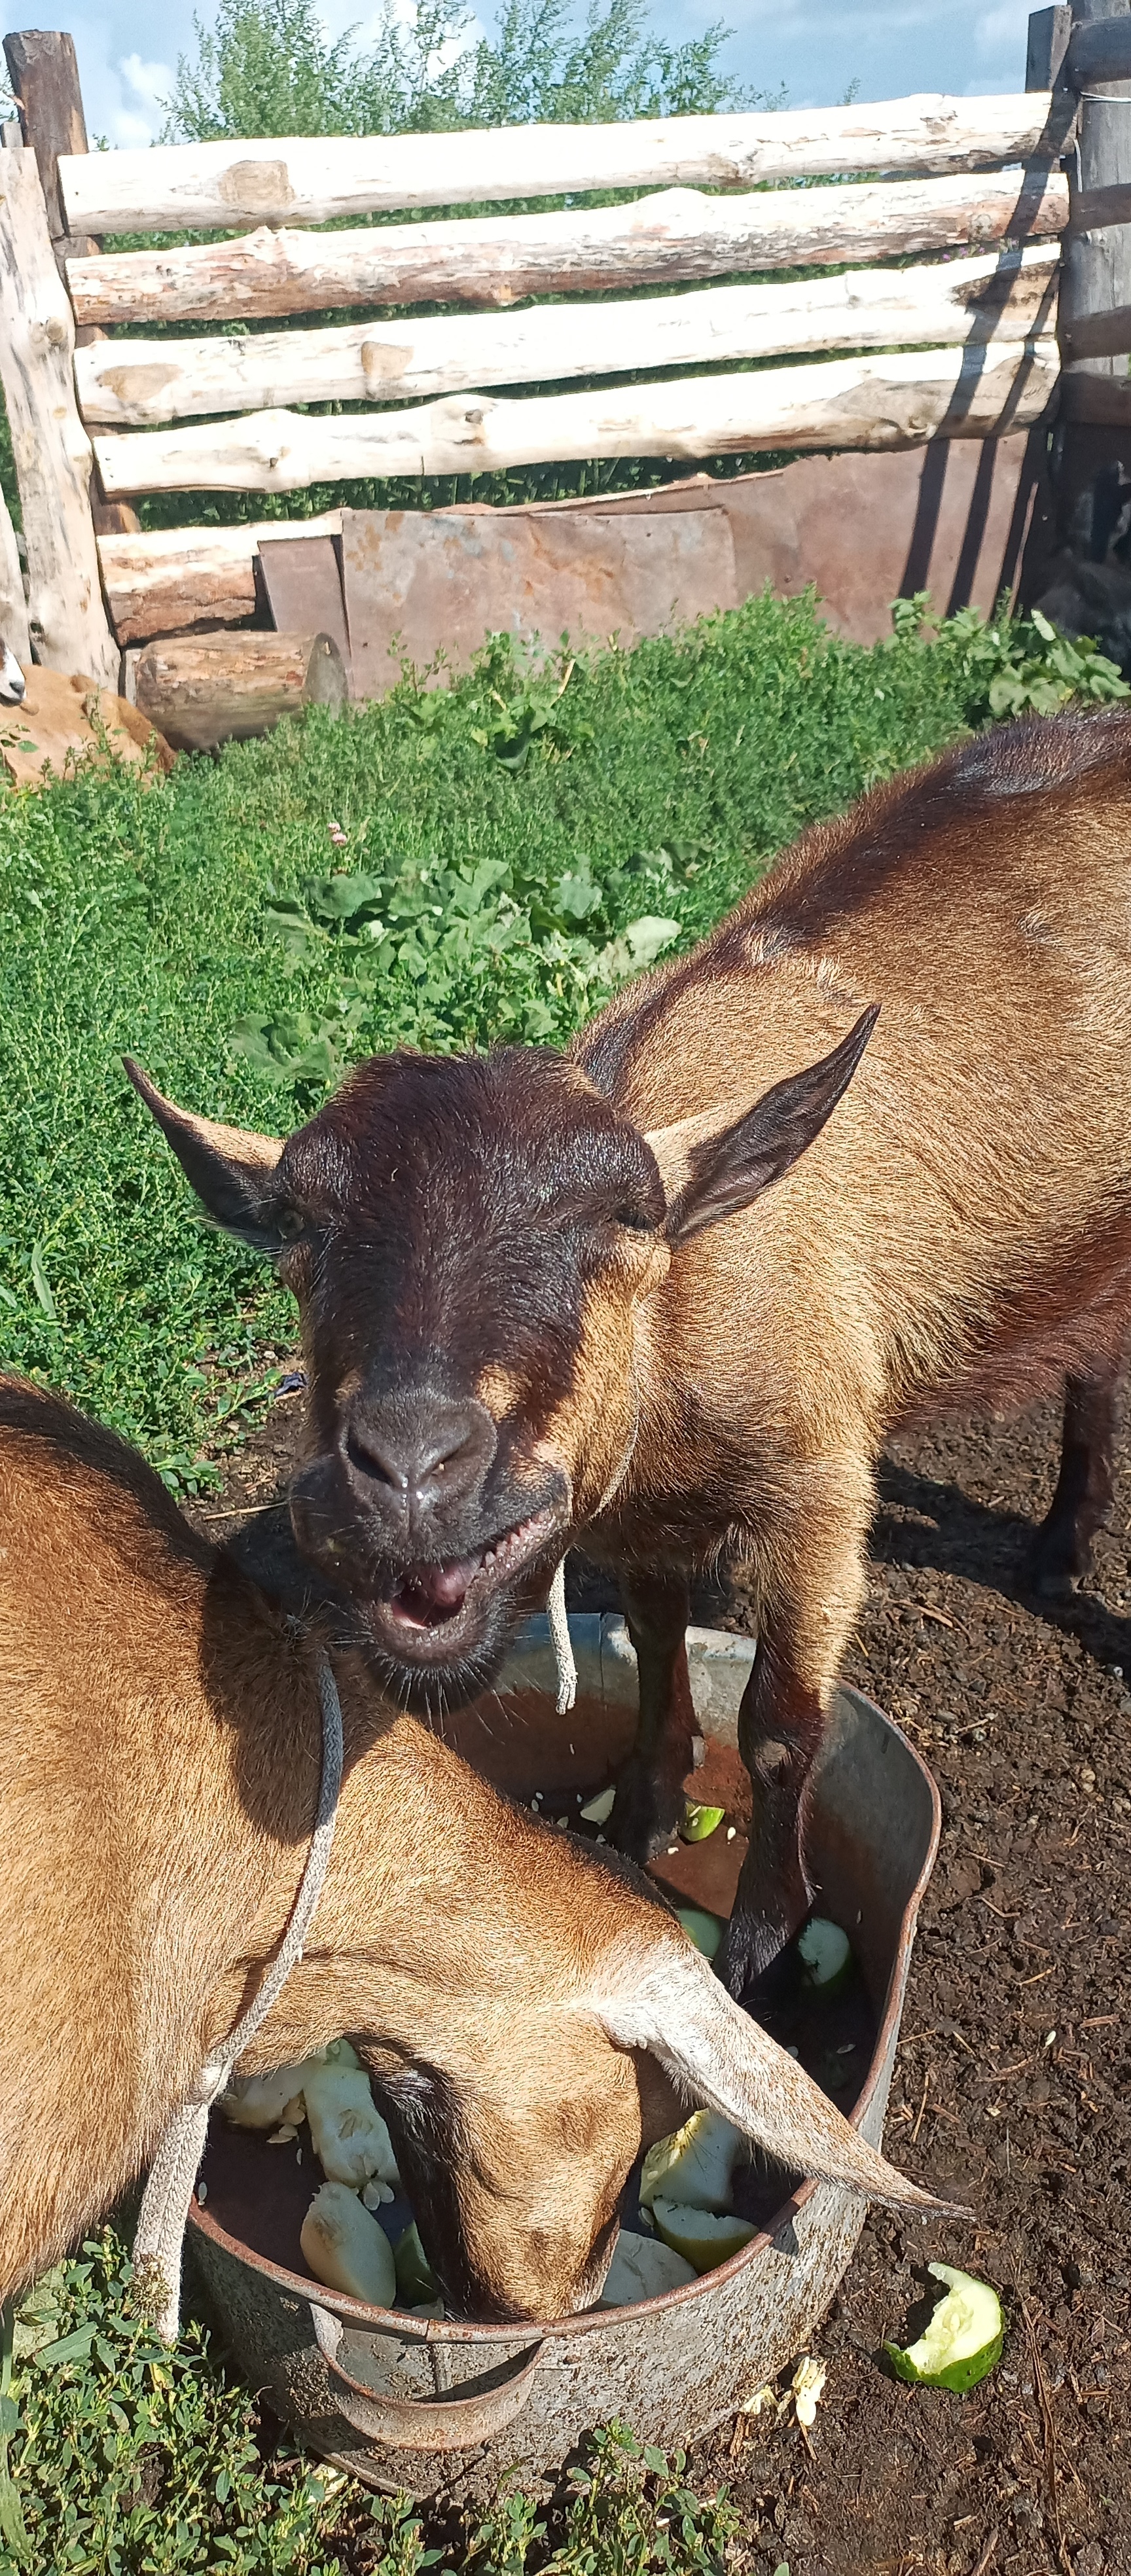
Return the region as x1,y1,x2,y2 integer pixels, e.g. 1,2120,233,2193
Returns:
2,7,1131,715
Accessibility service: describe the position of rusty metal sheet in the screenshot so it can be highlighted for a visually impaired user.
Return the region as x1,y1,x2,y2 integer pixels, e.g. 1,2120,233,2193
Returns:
258,532,351,671
446,432,1054,643
341,505,737,697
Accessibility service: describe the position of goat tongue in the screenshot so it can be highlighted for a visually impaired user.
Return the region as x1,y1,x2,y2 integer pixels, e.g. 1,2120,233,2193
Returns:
392,1555,479,1626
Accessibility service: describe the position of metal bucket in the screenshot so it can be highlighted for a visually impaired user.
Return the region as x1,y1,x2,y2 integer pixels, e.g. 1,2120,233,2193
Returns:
188,1617,940,2502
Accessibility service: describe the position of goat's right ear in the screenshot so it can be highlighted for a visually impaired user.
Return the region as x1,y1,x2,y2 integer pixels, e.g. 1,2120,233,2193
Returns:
124,1060,291,1252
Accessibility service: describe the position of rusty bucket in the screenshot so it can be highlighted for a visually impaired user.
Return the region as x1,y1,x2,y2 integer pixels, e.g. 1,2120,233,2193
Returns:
188,1617,941,2502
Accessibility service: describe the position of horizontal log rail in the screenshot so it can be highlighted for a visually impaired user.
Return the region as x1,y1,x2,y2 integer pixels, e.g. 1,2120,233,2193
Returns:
74,247,1061,427
96,512,342,643
1069,179,1131,232
67,169,1069,334
92,340,1060,496
1060,299,1131,359
57,92,1061,236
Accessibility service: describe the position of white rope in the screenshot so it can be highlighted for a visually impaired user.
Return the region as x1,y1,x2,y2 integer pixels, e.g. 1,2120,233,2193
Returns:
134,1654,344,2344
547,1558,577,1713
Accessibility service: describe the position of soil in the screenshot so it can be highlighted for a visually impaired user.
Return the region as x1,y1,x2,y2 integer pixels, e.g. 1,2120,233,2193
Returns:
188,1387,1131,2576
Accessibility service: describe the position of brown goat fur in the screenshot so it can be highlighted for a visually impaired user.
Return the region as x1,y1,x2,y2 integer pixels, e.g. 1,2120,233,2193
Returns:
0,1379,937,2318
128,705,1131,1995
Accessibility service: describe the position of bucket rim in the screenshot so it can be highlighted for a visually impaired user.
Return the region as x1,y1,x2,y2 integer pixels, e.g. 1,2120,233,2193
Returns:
188,1677,941,2345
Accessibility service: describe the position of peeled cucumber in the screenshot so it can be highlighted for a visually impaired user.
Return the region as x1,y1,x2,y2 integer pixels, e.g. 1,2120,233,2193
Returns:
302,2040,401,2190
650,2196,757,2274
884,2264,1005,2393
599,2229,696,2305
300,2183,397,2308
639,2107,745,2213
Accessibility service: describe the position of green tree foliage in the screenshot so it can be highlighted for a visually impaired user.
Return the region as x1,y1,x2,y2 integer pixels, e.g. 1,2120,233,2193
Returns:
160,0,759,145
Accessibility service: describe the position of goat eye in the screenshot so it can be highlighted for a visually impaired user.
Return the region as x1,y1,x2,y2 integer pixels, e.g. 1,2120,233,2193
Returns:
276,1207,307,1243
616,1206,653,1234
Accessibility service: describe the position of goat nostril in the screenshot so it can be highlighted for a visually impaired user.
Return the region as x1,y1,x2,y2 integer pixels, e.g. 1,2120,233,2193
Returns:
346,1425,410,1492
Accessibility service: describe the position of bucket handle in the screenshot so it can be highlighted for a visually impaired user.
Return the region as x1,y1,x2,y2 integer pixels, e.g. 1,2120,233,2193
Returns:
310,2302,545,2451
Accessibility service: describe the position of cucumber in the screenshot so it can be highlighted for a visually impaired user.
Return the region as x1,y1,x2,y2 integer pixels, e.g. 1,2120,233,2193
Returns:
599,2229,696,2305
884,2264,1005,2393
650,2196,757,2276
640,2107,744,2213
680,1800,725,1842
579,1785,616,1825
675,1904,725,1961
394,2221,439,2307
797,1916,853,1996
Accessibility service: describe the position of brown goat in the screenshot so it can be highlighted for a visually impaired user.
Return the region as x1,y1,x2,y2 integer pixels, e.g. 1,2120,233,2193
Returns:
128,704,1131,1998
0,1378,935,2319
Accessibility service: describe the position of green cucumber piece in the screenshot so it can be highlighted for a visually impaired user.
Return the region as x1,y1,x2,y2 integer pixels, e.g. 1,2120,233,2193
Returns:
884,2264,1005,2393
675,1905,725,1961
680,1801,725,1842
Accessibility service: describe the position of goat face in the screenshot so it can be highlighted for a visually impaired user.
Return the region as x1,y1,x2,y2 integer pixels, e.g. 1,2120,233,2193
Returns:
128,1048,668,1708
126,1010,873,1713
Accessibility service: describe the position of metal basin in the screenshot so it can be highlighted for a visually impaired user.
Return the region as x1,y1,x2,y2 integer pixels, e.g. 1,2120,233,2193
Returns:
188,1616,940,2502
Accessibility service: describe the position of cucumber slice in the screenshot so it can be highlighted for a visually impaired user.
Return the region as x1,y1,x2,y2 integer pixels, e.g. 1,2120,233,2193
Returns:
675,1904,725,1961
579,1785,616,1825
598,2229,696,2306
681,1800,725,1842
651,2196,757,2275
640,2106,745,2213
884,2264,1005,2393
797,1916,853,1996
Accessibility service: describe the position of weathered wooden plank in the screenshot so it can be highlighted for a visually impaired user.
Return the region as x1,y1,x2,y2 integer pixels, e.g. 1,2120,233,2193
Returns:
134,626,346,750
92,340,1062,498
96,511,342,645
2,29,99,264
74,245,1061,427
58,94,1062,236
0,145,118,683
1066,11,1131,85
67,170,1069,331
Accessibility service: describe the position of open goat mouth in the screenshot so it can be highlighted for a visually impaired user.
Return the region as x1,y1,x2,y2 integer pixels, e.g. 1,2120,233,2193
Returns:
374,1503,563,1651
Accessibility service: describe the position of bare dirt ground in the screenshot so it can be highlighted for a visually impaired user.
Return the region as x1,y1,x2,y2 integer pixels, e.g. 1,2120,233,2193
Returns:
189,1389,1131,2576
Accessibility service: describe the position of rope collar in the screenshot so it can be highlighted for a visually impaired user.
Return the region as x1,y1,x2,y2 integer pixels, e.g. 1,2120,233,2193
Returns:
134,1653,344,2343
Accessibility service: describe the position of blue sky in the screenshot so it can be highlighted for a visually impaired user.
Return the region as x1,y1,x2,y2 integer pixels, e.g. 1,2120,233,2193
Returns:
0,0,1037,151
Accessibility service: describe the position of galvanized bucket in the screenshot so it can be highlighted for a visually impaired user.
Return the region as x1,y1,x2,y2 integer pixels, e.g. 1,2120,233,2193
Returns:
188,1618,940,2501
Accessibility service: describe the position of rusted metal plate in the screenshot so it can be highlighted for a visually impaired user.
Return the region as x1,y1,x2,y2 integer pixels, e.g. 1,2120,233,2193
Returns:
257,532,351,671
341,505,737,696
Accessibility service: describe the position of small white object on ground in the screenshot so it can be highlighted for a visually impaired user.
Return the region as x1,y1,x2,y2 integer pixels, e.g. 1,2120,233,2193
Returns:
791,2355,827,2427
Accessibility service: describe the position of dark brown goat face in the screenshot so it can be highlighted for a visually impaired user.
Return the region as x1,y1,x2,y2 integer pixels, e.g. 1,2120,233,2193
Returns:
126,1010,875,1713
128,1050,668,1710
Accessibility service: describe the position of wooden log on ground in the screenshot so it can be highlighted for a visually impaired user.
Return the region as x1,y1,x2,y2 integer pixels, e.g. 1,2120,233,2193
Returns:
94,340,1062,497
75,245,1062,427
67,170,1070,331
58,94,1062,237
134,628,346,749
0,144,118,685
96,512,342,645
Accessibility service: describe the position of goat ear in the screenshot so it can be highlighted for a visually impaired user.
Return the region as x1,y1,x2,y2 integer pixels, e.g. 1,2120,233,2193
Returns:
649,1005,878,1247
596,1939,958,2215
124,1060,290,1252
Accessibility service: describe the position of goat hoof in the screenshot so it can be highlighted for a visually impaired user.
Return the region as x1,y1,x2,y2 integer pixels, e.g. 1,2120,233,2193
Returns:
1024,1538,1083,1601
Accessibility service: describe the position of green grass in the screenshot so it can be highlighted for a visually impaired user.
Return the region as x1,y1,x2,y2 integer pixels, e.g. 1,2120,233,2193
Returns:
2,2236,742,2575
0,586,988,1482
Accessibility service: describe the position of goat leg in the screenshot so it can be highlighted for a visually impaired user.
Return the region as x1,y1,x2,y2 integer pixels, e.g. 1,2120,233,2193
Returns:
612,1567,694,1861
719,1474,871,2002
1028,1357,1122,1598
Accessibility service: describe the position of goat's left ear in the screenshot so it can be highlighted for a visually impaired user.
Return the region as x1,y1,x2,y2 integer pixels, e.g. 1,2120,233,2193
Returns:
124,1059,289,1251
647,1005,878,1247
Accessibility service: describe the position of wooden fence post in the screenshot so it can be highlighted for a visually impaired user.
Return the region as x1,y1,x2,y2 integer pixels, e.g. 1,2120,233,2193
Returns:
0,137,119,683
